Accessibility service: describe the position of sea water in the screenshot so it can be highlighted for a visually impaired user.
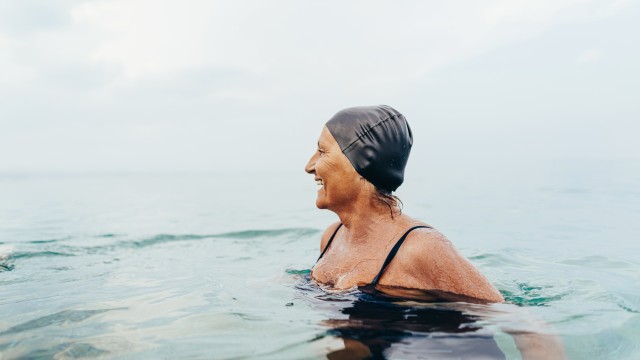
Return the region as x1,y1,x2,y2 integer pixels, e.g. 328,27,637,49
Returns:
1,159,639,359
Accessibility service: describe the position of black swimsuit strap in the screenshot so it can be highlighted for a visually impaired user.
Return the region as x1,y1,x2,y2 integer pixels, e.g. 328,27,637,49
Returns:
316,223,343,262
370,225,431,287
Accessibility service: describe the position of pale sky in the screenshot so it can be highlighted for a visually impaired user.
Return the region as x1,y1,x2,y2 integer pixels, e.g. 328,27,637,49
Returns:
1,0,638,174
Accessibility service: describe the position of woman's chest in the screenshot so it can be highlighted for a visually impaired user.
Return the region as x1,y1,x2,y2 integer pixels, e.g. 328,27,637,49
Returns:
312,249,386,289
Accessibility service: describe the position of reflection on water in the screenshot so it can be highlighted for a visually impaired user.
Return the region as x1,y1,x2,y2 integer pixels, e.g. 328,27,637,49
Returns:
325,298,505,360
298,277,506,359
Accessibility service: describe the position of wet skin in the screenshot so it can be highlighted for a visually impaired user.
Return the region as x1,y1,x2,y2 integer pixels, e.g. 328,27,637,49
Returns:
305,126,505,303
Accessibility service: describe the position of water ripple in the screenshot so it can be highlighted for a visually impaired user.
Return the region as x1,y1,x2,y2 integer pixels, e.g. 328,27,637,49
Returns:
0,262,14,272
0,308,125,336
91,228,318,252
11,251,75,259
2,228,321,265
501,282,571,307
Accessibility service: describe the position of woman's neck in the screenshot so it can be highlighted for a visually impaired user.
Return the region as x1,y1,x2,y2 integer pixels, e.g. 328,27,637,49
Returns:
335,201,402,244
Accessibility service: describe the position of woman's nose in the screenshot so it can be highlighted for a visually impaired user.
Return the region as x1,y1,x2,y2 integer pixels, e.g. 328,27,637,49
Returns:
305,153,317,174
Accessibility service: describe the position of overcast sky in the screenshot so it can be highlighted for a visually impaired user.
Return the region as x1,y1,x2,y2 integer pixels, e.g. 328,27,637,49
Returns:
1,0,638,174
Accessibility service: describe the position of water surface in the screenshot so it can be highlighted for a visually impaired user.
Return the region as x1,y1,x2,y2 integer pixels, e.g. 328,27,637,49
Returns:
1,160,639,359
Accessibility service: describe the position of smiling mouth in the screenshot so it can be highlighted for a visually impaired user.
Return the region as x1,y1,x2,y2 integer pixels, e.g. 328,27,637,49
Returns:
316,179,323,189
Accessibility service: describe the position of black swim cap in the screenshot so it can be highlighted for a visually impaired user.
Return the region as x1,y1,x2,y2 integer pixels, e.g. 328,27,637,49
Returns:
325,105,413,193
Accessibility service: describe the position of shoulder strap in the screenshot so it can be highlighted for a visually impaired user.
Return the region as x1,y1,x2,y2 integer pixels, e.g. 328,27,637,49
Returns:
316,223,343,262
370,225,431,287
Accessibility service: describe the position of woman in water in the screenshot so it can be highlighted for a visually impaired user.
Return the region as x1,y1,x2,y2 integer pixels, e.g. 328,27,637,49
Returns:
304,105,566,359
305,105,503,303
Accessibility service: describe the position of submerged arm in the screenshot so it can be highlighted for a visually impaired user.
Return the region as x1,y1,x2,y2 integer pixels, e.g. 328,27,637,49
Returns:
503,317,567,360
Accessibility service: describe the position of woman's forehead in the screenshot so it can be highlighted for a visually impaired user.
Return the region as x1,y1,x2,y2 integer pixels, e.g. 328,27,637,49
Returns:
318,126,337,147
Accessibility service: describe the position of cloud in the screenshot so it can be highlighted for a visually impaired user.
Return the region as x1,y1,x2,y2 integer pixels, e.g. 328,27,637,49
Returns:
67,1,629,87
0,0,74,35
2,0,632,98
0,34,38,86
0,0,638,172
576,48,604,63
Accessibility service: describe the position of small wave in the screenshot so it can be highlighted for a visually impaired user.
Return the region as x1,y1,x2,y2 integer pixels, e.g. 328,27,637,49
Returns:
616,300,640,314
0,245,14,272
0,308,125,336
501,282,569,306
229,312,267,321
11,251,75,260
56,342,110,358
467,252,525,267
29,239,59,244
28,237,71,244
214,228,319,239
118,228,318,249
100,228,319,250
285,268,311,275
125,234,210,248
0,245,13,255
2,342,109,359
3,228,322,261
613,292,640,314
97,233,119,238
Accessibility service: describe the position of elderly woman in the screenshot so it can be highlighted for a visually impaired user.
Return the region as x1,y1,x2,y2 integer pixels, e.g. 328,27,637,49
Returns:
305,105,504,303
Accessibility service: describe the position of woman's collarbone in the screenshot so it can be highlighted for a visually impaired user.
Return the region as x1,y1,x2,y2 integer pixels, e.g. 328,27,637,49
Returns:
315,255,382,288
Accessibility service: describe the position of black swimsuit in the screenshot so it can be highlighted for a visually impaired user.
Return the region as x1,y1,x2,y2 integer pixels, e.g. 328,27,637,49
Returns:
313,224,507,359
315,223,432,288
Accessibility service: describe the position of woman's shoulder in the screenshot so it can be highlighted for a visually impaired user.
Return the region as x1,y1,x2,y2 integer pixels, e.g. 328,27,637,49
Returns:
392,216,460,267
381,215,452,271
397,214,442,241
389,217,504,302
399,219,452,257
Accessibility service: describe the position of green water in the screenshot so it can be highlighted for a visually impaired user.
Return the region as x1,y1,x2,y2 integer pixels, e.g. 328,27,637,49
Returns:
1,160,639,359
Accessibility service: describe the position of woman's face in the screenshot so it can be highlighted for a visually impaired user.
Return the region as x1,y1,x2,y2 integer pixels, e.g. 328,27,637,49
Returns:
305,126,362,211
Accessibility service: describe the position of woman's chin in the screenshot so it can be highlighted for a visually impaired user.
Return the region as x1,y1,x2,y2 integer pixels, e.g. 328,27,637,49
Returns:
315,196,328,209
